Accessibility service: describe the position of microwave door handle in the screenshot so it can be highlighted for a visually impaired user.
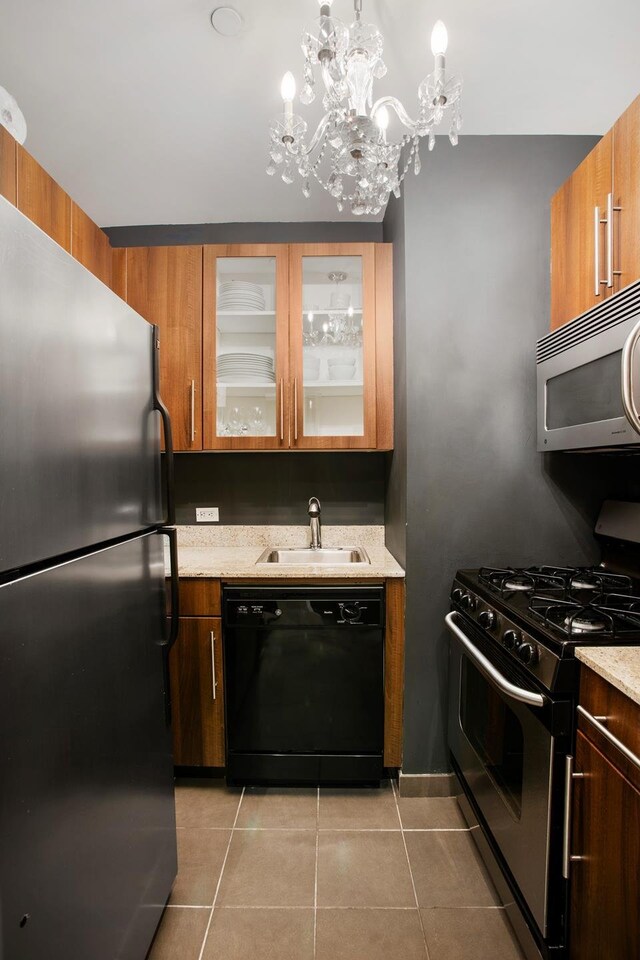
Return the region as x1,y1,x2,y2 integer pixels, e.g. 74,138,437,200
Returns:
445,612,545,708
622,318,640,437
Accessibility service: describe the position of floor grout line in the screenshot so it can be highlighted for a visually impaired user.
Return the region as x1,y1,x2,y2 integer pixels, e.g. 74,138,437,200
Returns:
313,787,319,959
167,902,510,911
391,778,432,960
196,786,245,960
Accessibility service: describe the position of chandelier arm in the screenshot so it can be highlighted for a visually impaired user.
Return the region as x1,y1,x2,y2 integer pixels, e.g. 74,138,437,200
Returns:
370,95,420,133
303,112,334,155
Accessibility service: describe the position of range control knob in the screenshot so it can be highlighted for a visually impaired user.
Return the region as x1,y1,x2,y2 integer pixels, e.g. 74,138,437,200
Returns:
452,588,464,603
478,610,496,630
463,594,478,612
340,603,362,623
517,642,539,666
502,629,521,651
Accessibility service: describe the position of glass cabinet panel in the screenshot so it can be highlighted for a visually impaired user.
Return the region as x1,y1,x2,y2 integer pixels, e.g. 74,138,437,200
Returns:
214,256,278,441
301,255,364,438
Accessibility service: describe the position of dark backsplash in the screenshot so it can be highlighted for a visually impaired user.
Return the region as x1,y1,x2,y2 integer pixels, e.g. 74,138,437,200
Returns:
173,452,386,525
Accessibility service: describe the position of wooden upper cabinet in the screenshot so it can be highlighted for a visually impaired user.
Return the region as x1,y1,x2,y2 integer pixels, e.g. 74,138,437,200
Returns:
550,131,613,330
202,244,290,450
613,94,640,294
70,201,111,287
16,144,71,251
289,243,378,449
126,245,203,451
0,125,17,204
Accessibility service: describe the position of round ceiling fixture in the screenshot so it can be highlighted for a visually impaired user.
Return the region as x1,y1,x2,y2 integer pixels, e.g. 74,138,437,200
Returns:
210,6,244,37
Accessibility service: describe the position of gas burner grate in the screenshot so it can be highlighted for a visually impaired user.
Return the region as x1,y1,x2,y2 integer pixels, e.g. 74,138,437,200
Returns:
529,592,640,639
479,565,634,600
479,567,567,597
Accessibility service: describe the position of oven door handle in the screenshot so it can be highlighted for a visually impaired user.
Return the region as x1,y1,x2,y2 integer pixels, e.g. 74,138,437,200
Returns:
445,612,545,708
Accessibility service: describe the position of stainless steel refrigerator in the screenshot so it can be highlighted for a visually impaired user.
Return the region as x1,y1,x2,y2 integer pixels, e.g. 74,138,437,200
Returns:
0,196,179,960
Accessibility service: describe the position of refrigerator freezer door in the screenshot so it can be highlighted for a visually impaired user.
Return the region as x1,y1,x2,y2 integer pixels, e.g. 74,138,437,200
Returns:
0,197,162,574
0,532,176,960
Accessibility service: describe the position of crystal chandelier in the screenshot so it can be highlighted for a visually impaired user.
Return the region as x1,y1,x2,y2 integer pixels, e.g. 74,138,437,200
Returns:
266,0,462,216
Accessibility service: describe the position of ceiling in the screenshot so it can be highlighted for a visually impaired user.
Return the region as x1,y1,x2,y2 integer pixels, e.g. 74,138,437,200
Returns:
1,0,639,227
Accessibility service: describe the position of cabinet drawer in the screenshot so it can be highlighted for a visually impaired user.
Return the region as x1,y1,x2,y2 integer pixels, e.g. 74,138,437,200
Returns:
167,578,221,617
578,666,640,790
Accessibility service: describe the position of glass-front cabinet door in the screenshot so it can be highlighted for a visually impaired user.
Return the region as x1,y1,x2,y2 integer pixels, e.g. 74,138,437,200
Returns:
203,245,289,449
289,244,377,448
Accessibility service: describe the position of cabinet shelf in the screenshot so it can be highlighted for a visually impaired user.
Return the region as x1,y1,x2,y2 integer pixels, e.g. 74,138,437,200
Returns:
217,382,276,398
304,380,364,397
217,311,276,334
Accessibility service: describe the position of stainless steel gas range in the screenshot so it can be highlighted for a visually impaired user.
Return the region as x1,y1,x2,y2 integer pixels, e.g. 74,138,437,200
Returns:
446,500,640,960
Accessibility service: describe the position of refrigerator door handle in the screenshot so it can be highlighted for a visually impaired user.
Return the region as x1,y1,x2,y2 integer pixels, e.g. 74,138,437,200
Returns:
152,325,176,526
161,526,180,650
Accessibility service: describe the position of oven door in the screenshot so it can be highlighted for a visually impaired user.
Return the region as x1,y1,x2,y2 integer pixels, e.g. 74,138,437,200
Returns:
446,611,555,937
537,313,640,451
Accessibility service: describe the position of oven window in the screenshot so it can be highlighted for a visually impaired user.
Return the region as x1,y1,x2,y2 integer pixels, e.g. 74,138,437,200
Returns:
460,659,524,820
546,350,623,429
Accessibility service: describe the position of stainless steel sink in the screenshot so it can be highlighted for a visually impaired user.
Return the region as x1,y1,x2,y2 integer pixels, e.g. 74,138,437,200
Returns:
256,546,371,565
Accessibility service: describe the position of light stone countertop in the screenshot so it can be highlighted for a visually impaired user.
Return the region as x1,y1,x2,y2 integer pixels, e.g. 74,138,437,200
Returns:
165,525,404,580
576,646,640,707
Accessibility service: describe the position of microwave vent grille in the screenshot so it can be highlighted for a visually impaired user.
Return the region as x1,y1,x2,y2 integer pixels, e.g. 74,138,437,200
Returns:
537,278,640,363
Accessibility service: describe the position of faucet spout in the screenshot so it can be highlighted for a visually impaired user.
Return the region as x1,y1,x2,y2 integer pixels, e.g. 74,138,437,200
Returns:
308,497,322,549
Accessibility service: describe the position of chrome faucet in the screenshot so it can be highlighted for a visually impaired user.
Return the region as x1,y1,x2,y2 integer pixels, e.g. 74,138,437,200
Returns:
308,497,322,549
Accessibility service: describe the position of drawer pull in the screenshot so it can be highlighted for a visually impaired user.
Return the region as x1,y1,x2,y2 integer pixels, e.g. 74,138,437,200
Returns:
577,704,640,771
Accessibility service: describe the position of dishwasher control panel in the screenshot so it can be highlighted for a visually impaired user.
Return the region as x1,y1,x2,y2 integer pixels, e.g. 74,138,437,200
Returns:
224,589,384,627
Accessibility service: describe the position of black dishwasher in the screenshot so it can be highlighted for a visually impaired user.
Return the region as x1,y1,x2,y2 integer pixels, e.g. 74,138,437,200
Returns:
223,586,385,785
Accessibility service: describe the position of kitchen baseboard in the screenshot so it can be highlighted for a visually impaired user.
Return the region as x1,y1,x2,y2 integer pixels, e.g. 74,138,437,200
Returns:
398,772,458,797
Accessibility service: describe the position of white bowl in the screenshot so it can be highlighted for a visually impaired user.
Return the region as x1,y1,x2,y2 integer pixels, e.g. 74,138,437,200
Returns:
328,365,357,381
328,356,356,367
304,364,321,381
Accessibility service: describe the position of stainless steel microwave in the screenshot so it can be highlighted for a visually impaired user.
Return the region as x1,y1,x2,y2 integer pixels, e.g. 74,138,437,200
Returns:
537,279,640,451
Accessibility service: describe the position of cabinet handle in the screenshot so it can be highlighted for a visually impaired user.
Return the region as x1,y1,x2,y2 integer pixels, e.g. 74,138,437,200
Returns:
594,205,601,297
606,192,623,288
562,755,585,878
190,379,196,443
279,378,284,442
294,377,298,442
578,704,640,771
210,630,217,701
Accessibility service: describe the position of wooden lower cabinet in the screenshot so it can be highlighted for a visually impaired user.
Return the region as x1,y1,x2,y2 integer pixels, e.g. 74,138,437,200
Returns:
169,616,225,767
569,729,640,959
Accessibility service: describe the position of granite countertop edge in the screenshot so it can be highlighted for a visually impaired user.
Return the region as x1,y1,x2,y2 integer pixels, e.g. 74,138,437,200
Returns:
576,646,640,708
167,544,404,580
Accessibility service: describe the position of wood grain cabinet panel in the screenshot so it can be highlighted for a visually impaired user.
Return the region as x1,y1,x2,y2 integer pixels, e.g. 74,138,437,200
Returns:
613,94,640,294
125,245,203,451
569,730,640,960
70,201,111,287
550,131,613,330
0,124,16,203
16,144,71,251
169,616,225,767
384,578,404,767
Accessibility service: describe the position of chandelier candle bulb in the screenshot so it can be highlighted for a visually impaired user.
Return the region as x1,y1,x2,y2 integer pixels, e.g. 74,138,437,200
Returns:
430,20,448,56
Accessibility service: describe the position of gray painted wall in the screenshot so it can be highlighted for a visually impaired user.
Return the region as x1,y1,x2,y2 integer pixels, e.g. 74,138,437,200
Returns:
383,196,407,568
105,221,383,247
384,135,640,774
173,452,386,526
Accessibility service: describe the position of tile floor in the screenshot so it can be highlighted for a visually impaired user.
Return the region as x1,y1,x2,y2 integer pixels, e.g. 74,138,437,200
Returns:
148,778,525,960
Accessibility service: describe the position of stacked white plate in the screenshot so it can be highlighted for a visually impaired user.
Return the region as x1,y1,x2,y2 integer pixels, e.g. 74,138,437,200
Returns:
217,352,275,383
218,280,266,311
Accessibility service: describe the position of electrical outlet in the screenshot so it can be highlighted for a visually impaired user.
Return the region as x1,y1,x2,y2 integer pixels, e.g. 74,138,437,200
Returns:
196,507,219,523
